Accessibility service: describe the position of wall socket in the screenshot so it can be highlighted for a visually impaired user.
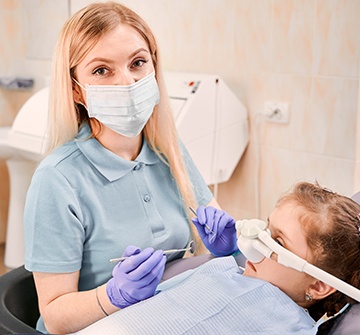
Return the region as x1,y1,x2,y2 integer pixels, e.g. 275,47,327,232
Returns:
263,101,289,124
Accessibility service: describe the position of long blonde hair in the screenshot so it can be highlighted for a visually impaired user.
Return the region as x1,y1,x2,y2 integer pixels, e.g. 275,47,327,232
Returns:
48,1,202,247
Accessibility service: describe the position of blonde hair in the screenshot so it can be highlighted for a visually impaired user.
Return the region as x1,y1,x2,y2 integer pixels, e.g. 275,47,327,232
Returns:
48,1,201,247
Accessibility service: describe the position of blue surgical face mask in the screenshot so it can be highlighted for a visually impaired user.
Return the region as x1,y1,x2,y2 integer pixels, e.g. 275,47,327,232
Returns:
73,72,160,137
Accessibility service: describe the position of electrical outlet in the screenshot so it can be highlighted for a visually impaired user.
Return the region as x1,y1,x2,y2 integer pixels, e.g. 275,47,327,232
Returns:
264,101,289,124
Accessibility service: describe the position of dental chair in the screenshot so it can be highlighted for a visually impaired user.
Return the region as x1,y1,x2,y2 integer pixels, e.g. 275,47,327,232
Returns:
0,265,41,334
320,303,360,335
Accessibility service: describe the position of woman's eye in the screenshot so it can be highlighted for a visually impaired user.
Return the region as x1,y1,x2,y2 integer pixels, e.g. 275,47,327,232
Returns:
132,59,148,68
93,67,108,76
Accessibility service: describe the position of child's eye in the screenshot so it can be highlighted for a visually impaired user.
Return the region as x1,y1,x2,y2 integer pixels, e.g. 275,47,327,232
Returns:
275,238,283,247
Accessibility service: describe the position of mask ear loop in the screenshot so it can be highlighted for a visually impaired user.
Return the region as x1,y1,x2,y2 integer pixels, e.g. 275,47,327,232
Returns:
72,77,87,91
72,77,88,110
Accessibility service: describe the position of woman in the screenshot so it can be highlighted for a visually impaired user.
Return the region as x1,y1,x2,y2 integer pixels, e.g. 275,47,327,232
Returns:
69,182,360,335
23,2,237,334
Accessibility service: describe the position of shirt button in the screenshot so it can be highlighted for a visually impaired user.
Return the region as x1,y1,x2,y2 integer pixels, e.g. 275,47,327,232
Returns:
134,162,144,171
143,194,151,202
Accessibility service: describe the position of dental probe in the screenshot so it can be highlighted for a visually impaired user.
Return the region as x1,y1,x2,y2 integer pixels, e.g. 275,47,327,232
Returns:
189,207,216,236
109,240,196,263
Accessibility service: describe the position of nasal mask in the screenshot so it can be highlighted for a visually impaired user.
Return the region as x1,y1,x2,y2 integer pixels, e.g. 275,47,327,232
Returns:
236,218,360,302
74,72,160,137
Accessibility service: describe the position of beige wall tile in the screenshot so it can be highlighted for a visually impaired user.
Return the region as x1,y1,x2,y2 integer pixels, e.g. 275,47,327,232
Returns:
315,0,360,78
257,146,355,219
22,0,69,60
353,159,360,192
273,0,315,75
0,0,24,74
310,77,358,158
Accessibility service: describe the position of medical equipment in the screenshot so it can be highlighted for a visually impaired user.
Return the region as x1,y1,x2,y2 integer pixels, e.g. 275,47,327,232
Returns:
236,219,360,302
189,206,215,237
165,72,248,186
109,240,196,263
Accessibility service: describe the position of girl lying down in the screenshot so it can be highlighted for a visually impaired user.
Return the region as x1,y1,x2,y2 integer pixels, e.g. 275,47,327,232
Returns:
71,182,360,335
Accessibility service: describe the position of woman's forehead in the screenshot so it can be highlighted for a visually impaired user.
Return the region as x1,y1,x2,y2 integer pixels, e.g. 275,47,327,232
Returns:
75,24,150,72
92,24,148,53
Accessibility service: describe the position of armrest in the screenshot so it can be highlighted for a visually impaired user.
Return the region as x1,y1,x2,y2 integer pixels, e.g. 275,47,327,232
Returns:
163,254,214,281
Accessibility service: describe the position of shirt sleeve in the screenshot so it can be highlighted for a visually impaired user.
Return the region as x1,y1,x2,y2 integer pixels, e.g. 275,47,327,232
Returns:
179,141,213,206
24,165,85,273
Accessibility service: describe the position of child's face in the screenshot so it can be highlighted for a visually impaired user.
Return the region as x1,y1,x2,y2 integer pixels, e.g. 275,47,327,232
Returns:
243,203,315,306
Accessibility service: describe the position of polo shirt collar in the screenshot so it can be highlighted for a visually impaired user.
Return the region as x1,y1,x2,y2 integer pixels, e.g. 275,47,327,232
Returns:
76,123,160,181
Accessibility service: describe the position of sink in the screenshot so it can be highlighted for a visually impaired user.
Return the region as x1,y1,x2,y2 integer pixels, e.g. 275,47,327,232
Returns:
0,87,49,268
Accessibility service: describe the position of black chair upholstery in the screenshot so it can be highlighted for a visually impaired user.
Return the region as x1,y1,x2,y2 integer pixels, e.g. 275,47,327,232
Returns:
0,265,42,334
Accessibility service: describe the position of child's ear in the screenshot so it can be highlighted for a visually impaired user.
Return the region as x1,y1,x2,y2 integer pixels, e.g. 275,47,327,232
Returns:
308,280,336,300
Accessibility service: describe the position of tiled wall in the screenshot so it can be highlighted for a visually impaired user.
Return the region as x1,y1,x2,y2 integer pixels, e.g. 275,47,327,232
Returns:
0,0,67,242
0,0,359,242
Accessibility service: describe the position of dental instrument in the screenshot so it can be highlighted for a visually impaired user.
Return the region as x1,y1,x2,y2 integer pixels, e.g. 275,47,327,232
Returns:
236,219,360,302
109,240,196,263
189,206,216,239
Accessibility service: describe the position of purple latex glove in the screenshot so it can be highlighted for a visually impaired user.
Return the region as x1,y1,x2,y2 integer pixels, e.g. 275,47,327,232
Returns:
106,246,166,309
192,206,238,257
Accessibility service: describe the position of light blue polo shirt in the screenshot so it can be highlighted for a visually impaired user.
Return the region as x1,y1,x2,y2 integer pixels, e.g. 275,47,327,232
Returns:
24,123,213,291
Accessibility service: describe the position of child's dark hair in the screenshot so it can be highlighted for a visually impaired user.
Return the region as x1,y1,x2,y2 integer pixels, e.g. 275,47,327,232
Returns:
277,182,360,320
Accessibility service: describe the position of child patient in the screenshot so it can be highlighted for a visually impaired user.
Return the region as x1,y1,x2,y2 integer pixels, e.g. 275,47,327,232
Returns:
72,182,360,334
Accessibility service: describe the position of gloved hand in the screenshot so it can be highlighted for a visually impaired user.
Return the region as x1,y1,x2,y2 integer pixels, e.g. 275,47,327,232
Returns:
192,206,238,257
106,246,166,309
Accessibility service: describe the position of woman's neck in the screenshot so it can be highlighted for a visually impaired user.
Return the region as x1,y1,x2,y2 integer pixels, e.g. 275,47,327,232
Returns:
90,120,142,161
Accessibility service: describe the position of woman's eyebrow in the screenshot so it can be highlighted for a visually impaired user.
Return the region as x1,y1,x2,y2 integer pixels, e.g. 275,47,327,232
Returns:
129,47,150,58
85,57,115,68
